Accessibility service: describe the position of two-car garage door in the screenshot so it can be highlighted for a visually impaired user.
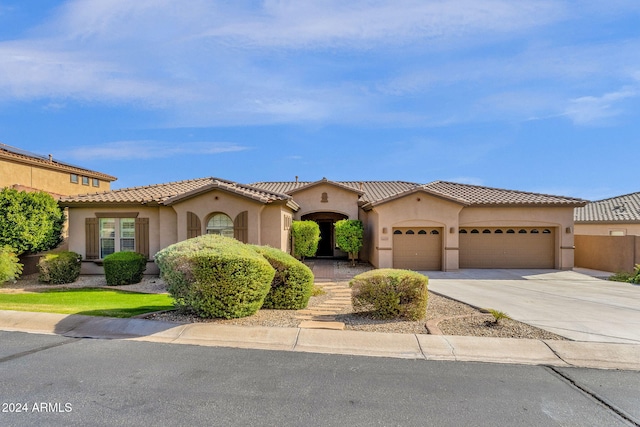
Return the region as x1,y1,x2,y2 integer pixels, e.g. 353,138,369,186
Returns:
459,227,555,269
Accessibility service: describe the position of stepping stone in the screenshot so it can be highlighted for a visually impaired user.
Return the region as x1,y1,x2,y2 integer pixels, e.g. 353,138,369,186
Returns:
298,321,345,330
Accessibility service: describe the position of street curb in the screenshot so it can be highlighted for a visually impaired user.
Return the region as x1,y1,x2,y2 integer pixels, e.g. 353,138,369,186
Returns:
1,310,639,370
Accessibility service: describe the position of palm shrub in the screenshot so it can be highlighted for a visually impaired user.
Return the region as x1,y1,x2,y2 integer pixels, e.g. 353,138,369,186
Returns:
103,252,147,286
291,220,320,260
155,235,275,319
252,245,314,309
350,268,428,320
38,251,82,284
0,246,22,283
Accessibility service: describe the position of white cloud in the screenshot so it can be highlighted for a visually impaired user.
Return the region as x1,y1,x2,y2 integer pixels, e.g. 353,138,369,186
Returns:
62,141,249,161
564,87,639,125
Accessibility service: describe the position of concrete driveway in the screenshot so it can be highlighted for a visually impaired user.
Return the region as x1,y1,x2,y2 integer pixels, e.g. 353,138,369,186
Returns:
425,269,640,344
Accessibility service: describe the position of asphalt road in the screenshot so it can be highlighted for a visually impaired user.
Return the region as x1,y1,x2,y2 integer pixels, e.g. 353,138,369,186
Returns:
1,331,639,427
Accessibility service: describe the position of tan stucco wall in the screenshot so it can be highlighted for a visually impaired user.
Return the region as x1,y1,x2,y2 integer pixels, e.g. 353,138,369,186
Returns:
260,205,291,251
291,183,360,219
574,223,640,236
460,206,576,269
0,158,111,195
575,235,640,272
370,192,464,270
67,206,162,274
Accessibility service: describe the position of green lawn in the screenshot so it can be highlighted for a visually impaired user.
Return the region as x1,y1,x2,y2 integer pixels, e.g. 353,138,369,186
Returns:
0,288,175,318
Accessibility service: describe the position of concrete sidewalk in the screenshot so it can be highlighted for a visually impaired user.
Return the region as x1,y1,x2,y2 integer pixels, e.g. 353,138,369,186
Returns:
1,310,639,371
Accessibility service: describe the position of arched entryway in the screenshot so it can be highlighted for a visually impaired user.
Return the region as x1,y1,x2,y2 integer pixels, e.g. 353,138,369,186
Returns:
301,212,348,257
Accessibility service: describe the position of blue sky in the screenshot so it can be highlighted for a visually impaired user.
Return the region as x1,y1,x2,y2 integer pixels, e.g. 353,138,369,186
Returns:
0,1,638,200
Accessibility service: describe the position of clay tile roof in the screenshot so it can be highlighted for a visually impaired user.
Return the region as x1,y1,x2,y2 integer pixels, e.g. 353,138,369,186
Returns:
0,143,116,181
418,181,588,206
574,192,640,223
59,177,294,206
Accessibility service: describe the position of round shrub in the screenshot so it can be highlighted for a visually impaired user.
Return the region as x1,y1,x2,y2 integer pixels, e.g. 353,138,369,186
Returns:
0,246,22,283
252,245,314,310
155,235,275,319
103,252,147,286
349,268,428,320
38,251,82,284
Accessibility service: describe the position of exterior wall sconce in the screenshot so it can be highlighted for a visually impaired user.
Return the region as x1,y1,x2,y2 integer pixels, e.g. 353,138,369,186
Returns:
566,227,572,234
450,227,455,234
382,227,387,234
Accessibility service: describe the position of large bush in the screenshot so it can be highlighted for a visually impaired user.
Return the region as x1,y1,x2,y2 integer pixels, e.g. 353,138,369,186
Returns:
0,246,23,283
349,269,428,320
0,188,64,254
103,252,147,286
335,219,363,266
252,245,314,310
291,220,320,260
155,235,275,319
38,251,82,284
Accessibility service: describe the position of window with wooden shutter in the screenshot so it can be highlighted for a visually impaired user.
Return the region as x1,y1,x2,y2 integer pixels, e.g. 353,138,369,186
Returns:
234,211,248,243
135,217,150,259
187,211,201,239
85,217,99,260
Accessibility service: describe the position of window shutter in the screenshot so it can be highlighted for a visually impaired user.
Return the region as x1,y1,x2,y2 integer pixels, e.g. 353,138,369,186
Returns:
234,211,248,243
187,212,201,239
135,218,150,259
85,217,99,260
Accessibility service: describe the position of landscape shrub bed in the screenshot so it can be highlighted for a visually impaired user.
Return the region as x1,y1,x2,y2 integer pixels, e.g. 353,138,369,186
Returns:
350,268,428,320
38,251,82,284
103,251,147,286
252,245,314,309
155,235,275,319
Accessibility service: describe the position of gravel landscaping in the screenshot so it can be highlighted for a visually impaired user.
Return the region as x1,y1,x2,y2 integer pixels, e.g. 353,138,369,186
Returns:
3,271,566,340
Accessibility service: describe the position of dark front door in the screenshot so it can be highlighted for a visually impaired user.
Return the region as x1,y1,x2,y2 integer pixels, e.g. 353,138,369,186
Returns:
317,221,333,257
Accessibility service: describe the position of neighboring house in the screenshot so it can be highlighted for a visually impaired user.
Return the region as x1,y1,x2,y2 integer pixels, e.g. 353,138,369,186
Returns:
60,177,586,274
574,192,640,272
0,143,116,197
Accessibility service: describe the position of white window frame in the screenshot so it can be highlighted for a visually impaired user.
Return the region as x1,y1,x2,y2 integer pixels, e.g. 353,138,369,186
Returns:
99,218,136,258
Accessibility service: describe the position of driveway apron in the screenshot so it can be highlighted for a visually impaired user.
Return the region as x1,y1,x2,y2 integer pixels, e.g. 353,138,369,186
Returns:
426,269,640,344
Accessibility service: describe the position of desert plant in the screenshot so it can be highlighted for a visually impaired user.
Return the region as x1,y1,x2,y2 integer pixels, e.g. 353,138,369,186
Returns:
487,308,511,324
335,219,363,267
38,251,82,284
103,251,147,286
251,245,314,309
608,264,640,284
291,220,320,260
155,235,275,319
349,268,428,320
311,285,326,297
0,246,22,283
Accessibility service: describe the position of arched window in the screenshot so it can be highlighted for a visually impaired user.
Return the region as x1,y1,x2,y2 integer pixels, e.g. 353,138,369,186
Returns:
471,229,479,234
482,229,491,234
418,230,427,234
495,229,503,234
431,230,440,235
206,213,234,237
506,229,515,234
531,229,539,234
406,230,415,235
459,229,468,234
543,229,551,234
393,230,402,234
519,229,527,234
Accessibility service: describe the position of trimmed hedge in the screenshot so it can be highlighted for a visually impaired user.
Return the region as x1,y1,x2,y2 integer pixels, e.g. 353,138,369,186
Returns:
103,252,147,286
155,235,275,319
252,245,314,310
0,246,22,283
291,220,320,260
349,269,428,320
38,251,82,284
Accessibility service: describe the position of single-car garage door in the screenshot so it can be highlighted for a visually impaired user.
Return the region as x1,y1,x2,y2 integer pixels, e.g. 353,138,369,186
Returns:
459,227,555,268
393,227,442,270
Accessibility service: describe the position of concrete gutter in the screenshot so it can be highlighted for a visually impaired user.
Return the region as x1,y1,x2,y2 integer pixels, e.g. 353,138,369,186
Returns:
1,310,638,370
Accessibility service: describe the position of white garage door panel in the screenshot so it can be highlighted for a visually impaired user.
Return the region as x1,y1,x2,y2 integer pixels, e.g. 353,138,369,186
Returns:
393,228,442,270
460,227,555,269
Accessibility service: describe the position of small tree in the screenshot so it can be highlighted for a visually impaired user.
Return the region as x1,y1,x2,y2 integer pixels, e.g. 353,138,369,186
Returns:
335,219,363,266
291,220,320,260
0,188,64,254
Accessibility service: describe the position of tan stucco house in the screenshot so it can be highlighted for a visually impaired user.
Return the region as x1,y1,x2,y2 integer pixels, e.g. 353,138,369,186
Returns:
0,143,116,197
59,177,586,274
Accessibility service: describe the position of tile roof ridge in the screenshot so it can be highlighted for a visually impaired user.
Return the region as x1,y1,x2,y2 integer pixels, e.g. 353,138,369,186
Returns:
587,191,640,203
427,180,585,200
